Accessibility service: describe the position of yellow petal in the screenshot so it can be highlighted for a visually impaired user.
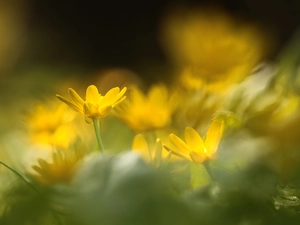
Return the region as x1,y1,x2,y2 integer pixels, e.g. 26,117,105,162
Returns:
105,87,120,98
168,134,192,160
118,87,127,98
184,127,205,153
83,102,99,117
130,88,146,105
56,94,83,114
68,88,84,107
163,145,191,161
86,85,100,105
112,96,126,108
190,151,206,164
205,119,224,156
99,105,112,117
101,87,120,106
162,151,172,166
166,92,178,111
148,85,168,106
132,134,151,162
112,87,127,107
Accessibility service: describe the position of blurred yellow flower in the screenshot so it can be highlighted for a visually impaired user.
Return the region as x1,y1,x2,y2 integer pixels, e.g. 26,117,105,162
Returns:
132,134,171,167
24,102,76,148
115,84,177,132
161,7,269,92
31,147,85,185
174,87,222,131
57,85,127,123
165,119,224,164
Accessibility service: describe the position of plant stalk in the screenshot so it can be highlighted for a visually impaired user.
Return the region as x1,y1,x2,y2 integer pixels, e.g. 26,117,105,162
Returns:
92,118,105,154
0,161,39,193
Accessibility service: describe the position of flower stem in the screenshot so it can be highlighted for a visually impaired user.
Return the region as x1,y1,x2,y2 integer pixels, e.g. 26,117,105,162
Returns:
0,161,64,224
92,118,105,154
0,161,39,193
203,161,216,182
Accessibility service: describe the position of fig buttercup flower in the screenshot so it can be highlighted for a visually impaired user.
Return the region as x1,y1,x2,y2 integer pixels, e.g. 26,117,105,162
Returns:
132,134,171,167
31,147,85,185
56,85,127,124
23,102,76,148
115,84,177,132
161,7,269,92
164,119,224,164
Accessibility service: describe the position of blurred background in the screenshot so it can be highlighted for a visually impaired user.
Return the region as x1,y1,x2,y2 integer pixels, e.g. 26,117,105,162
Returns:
0,0,300,80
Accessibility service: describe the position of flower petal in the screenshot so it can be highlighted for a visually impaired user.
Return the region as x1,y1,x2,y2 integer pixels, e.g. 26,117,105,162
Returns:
100,87,120,106
132,134,151,162
163,145,191,161
148,85,168,106
112,87,127,107
168,133,192,160
118,87,127,98
68,88,84,107
112,96,126,108
99,105,112,118
86,85,100,105
185,127,205,153
130,88,146,105
151,138,165,167
205,119,224,156
83,102,99,117
190,151,206,164
56,94,83,114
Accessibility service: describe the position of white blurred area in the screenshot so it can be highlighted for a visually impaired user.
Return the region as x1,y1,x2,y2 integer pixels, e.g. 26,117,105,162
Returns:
0,0,29,75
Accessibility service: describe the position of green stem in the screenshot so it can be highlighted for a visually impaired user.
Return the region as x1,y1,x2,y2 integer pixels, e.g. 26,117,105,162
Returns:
203,161,216,183
0,161,39,193
0,162,64,224
92,118,104,154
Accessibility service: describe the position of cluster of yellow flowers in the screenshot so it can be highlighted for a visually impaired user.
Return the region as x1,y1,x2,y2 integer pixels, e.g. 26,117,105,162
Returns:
3,5,300,225
16,7,297,188
20,80,226,185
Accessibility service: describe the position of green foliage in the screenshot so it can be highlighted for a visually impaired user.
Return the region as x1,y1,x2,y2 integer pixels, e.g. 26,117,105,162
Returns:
65,153,196,225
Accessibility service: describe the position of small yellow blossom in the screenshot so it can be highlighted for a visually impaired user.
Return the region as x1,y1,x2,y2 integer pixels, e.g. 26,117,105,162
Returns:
115,84,177,132
174,86,222,131
161,7,269,92
164,119,224,164
132,134,171,167
24,102,76,148
31,147,85,185
56,85,127,123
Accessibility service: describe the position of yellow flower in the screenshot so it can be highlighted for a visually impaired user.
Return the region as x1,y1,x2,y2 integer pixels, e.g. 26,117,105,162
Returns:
132,134,171,167
24,102,76,148
56,85,127,123
31,147,85,185
164,119,224,164
161,7,269,92
115,84,177,132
